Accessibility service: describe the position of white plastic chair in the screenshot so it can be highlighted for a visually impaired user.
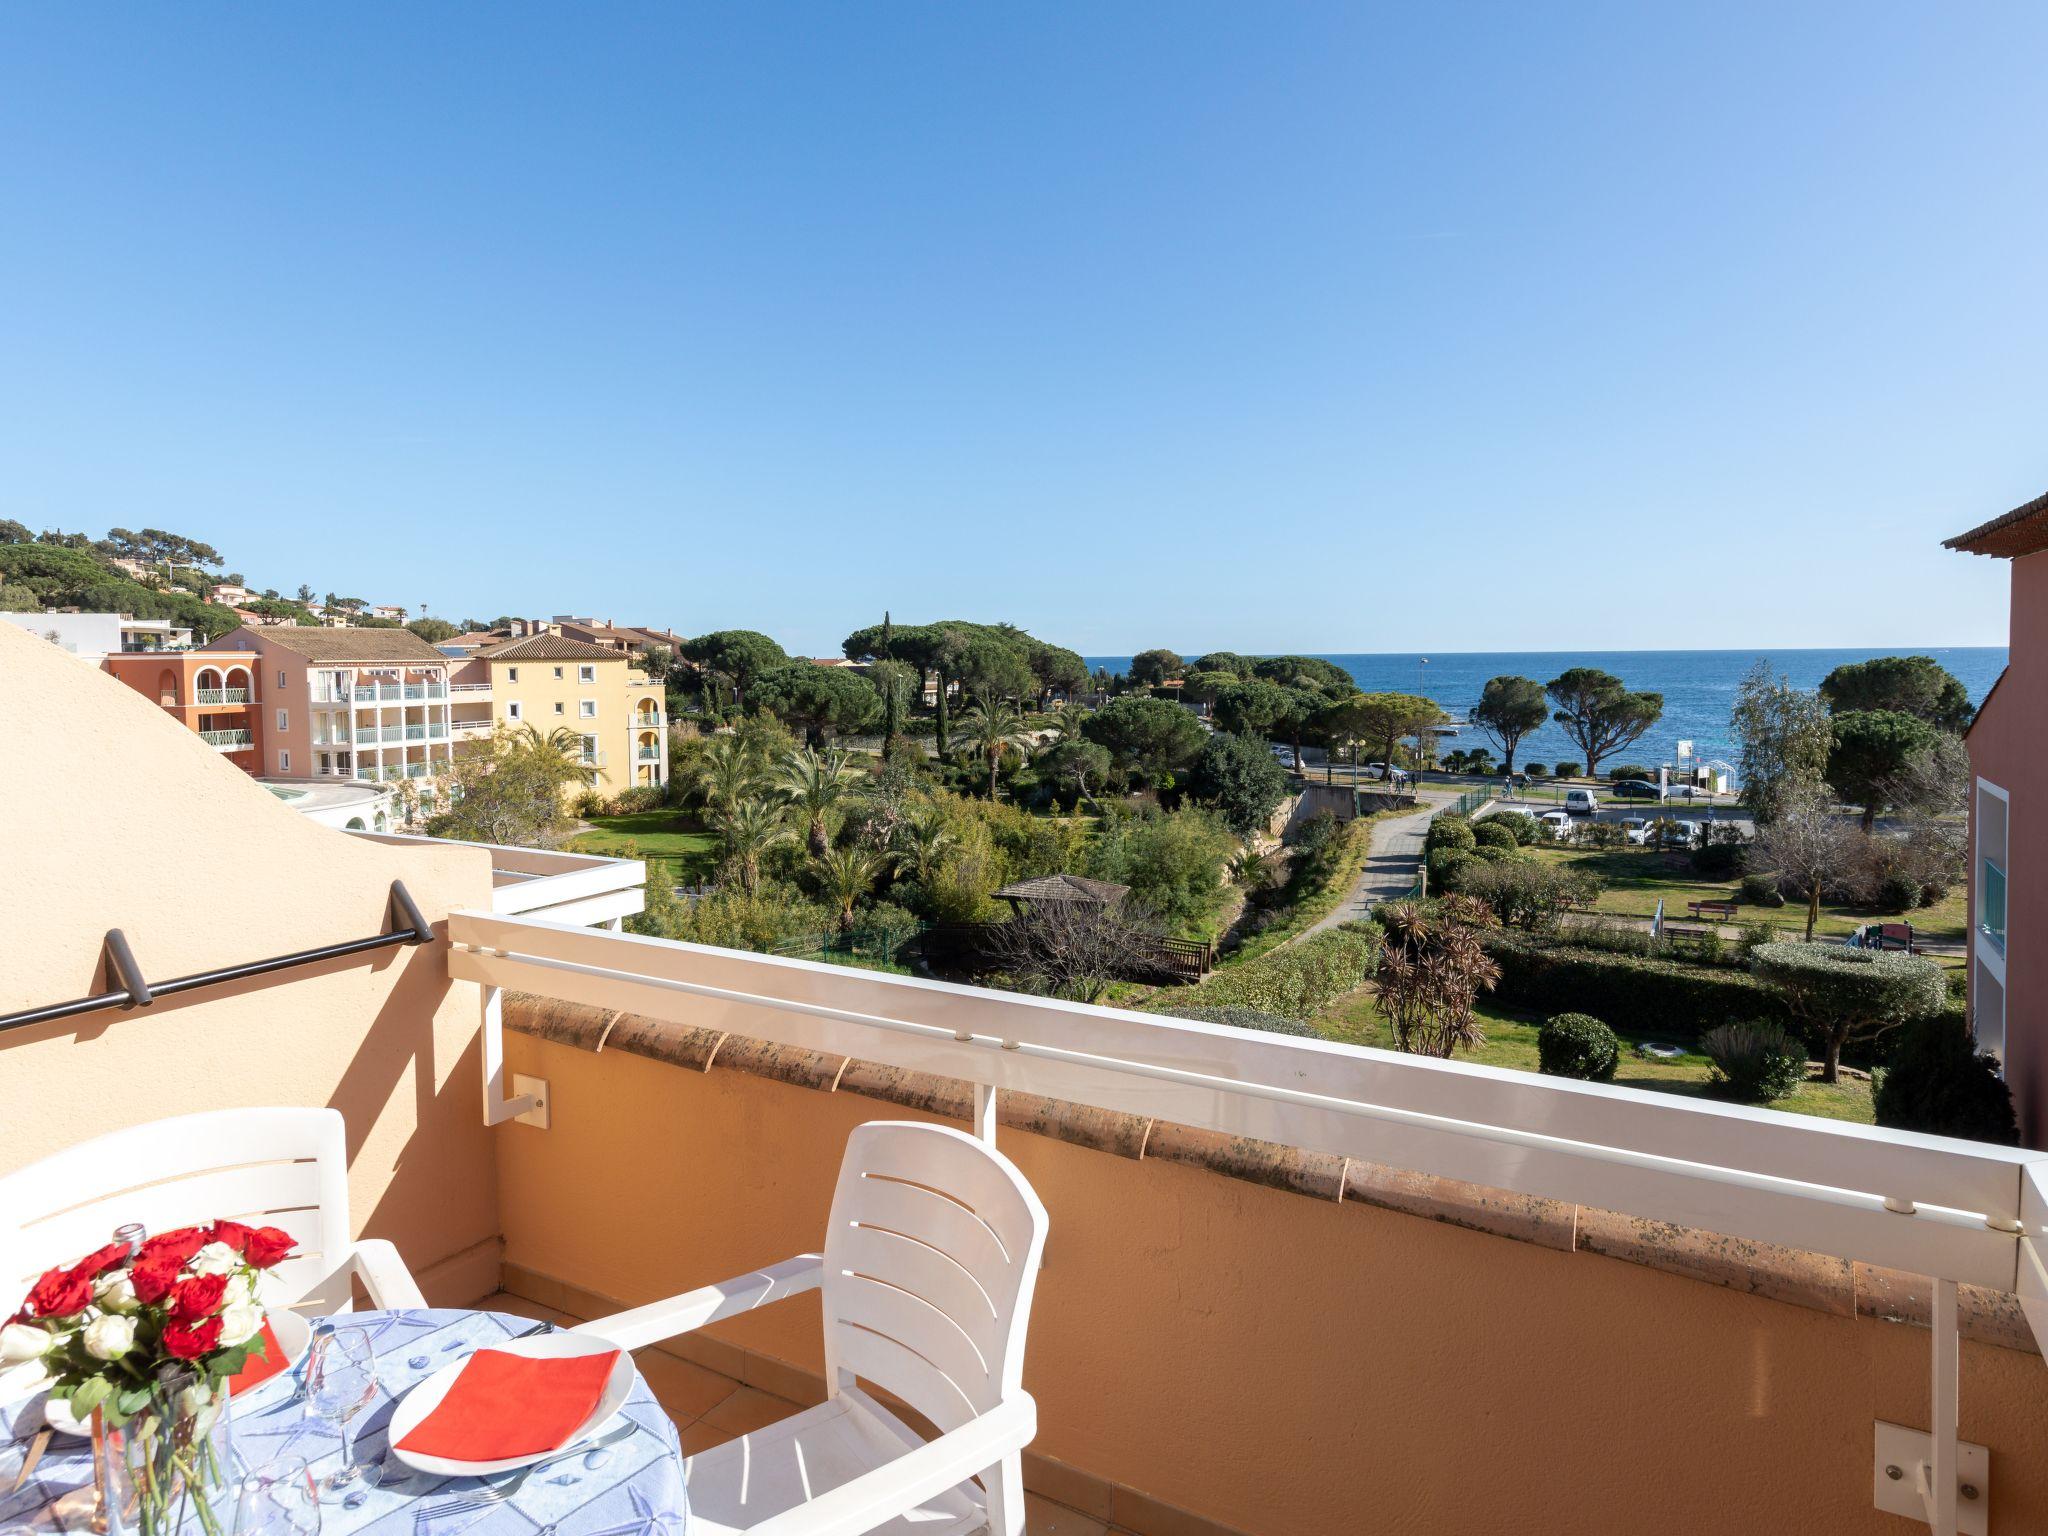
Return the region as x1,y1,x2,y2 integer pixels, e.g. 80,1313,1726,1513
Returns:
0,1107,425,1317
581,1120,1049,1536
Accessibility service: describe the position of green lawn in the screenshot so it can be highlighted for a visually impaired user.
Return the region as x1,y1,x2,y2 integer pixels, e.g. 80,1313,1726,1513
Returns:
1314,991,1876,1123
569,810,719,883
1523,843,1966,958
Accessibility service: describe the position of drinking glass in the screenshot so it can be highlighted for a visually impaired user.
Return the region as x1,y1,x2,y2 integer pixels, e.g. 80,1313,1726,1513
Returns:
304,1327,379,1496
235,1458,320,1536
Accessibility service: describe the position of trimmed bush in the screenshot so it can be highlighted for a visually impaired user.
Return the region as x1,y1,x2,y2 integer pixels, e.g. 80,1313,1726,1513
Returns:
1487,810,1540,845
1606,765,1653,783
1425,816,1475,854
1701,1022,1808,1102
1424,846,1471,890
1159,1003,1320,1038
1449,860,1600,930
1486,934,1788,1037
1525,762,1548,777
1738,872,1785,908
1537,1012,1619,1082
1170,921,1382,1021
1553,761,1582,779
1749,942,1948,1080
1691,838,1744,879
1873,1014,2018,1143
1472,820,1519,852
1875,871,1920,913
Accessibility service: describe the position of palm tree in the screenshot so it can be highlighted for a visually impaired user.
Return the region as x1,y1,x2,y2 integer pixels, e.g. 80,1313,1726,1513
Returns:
1046,701,1089,743
695,734,768,812
780,746,859,858
814,844,884,931
713,796,794,896
958,697,1034,800
892,807,955,883
514,724,600,793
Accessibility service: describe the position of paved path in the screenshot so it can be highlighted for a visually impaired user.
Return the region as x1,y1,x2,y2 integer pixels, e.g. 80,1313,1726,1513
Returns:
1302,788,1463,938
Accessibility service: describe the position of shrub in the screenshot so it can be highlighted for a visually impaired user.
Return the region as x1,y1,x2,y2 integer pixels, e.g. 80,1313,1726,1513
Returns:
1701,1022,1808,1102
603,785,668,815
1425,816,1475,854
1691,833,1745,879
1448,859,1600,930
574,789,607,818
1424,846,1471,891
1487,810,1540,845
1738,872,1785,908
1537,1013,1619,1081
1873,1014,2019,1143
1159,1003,1320,1038
1175,922,1383,1020
1485,934,1789,1036
1524,762,1548,778
1919,881,1950,909
1553,761,1582,779
1749,942,1949,1081
1606,765,1653,783
1472,820,1519,851
1875,871,1921,913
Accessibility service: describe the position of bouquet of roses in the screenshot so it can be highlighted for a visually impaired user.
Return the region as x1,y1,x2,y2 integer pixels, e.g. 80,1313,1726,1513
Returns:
0,1220,297,1425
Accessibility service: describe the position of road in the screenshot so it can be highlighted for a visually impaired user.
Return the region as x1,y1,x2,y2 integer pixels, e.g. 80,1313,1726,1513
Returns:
1301,787,1463,938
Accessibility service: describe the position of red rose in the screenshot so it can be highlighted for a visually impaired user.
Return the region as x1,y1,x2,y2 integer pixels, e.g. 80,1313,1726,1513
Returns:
70,1241,133,1280
137,1227,208,1267
26,1266,92,1320
210,1221,256,1256
128,1256,184,1306
162,1316,223,1360
169,1272,229,1322
242,1228,296,1269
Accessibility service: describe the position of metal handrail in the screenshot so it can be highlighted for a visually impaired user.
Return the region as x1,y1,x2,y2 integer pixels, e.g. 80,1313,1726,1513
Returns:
0,883,435,1036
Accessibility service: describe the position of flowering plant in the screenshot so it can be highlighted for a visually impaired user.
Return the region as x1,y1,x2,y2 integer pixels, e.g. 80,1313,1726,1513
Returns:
0,1221,296,1420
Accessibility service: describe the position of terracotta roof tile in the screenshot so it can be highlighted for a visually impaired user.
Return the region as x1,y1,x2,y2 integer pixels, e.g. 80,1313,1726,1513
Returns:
225,625,450,663
477,634,632,662
1943,488,2048,558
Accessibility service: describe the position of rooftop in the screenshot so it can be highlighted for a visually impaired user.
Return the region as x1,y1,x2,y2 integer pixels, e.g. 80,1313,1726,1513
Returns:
1944,488,2048,558
477,633,633,663
226,624,452,663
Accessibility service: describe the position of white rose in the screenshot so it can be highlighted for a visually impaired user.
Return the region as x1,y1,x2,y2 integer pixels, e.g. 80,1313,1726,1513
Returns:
95,1269,140,1315
0,1321,50,1364
224,1272,258,1308
216,1304,263,1350
187,1242,240,1277
82,1314,136,1362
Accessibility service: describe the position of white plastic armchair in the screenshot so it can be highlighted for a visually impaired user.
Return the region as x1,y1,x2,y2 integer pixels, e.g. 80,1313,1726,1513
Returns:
579,1120,1050,1536
0,1107,425,1316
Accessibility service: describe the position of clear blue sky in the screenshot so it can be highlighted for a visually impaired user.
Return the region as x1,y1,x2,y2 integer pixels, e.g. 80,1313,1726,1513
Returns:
1,5,2039,655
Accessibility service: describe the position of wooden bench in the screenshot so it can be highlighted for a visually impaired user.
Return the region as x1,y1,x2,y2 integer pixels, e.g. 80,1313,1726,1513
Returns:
1662,923,1712,942
1687,900,1738,921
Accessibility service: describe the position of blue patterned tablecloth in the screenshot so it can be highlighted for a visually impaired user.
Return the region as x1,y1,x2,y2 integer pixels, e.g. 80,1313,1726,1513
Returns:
0,1309,686,1536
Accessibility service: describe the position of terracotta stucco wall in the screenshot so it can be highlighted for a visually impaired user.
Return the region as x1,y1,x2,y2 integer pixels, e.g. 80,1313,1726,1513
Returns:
0,620,500,1302
1969,552,2048,1146
496,1030,2048,1536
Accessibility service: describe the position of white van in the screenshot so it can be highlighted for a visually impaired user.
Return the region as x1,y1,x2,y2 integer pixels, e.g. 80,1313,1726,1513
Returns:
1563,787,1599,816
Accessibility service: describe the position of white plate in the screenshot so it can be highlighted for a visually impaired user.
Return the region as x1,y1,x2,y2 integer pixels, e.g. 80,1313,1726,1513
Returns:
386,1331,632,1477
38,1308,314,1437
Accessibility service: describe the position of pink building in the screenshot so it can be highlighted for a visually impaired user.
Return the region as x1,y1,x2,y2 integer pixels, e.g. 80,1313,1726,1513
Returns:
1946,492,2048,1146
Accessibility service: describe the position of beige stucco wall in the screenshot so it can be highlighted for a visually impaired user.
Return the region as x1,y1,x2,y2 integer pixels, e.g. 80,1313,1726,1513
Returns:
488,655,631,795
0,621,500,1302
497,1028,2048,1536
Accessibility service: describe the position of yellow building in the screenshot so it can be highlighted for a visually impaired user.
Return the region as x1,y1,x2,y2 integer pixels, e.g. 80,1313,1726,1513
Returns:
457,634,667,796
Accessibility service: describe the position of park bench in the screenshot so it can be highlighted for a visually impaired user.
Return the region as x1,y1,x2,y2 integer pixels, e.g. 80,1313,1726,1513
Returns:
1687,900,1738,921
1662,923,1712,942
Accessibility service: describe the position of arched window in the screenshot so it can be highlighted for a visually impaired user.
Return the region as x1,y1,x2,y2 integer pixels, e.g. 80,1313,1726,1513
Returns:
373,812,389,832
345,816,368,831
224,667,252,696
156,669,179,706
196,668,223,692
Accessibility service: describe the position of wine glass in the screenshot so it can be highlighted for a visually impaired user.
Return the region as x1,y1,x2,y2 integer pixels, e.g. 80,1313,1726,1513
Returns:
236,1457,320,1536
304,1326,379,1497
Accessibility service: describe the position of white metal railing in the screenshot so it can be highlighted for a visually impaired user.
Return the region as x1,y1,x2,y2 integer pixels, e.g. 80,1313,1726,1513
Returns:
443,910,2048,1306
196,688,248,705
637,747,660,760
199,729,251,748
426,684,448,700
450,683,492,695
405,724,427,740
347,832,644,928
403,684,425,701
354,728,376,744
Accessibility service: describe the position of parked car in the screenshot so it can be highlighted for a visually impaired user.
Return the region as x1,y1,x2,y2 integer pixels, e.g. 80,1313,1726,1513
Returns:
1536,810,1575,840
1655,819,1701,848
1361,762,1391,780
1617,817,1651,846
1563,787,1599,815
1611,779,1664,803
1269,744,1295,764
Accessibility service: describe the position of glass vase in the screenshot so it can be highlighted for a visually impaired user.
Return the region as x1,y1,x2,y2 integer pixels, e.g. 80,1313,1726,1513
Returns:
91,1374,234,1536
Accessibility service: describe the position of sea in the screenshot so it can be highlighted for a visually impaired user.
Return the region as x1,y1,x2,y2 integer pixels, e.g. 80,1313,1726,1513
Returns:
1079,649,2009,770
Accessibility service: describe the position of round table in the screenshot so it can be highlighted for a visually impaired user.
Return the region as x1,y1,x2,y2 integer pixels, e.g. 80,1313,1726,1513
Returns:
0,1308,687,1536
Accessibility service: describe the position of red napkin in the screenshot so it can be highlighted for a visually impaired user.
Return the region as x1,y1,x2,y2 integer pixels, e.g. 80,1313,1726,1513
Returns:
226,1321,291,1395
396,1348,619,1461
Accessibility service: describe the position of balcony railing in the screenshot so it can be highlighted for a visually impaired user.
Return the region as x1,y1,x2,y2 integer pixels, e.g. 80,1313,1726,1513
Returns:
405,724,427,740
353,728,378,745
450,682,492,696
637,747,660,760
199,728,252,749
635,710,663,728
196,688,248,705
428,722,448,738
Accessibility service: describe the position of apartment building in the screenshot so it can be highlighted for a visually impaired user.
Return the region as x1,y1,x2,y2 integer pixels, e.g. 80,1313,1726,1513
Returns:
1946,493,2048,1147
102,646,264,769
550,616,686,655
207,625,458,797
452,633,667,795
3,610,193,658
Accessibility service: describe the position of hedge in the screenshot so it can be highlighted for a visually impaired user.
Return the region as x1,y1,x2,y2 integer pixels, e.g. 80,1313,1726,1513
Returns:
1485,934,1788,1037
1163,921,1382,1021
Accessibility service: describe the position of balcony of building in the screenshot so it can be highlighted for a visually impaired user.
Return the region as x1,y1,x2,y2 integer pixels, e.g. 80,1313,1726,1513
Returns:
5,623,2048,1536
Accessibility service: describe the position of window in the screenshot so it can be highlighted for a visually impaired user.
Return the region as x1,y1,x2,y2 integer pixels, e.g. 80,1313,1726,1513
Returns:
578,665,595,684
278,750,291,773
508,667,520,682
277,670,287,689
276,709,289,732
579,699,596,718
1976,961,2007,1065
580,734,599,764
318,752,330,774
1978,780,2009,954
507,701,523,721
553,666,564,679
554,701,565,715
